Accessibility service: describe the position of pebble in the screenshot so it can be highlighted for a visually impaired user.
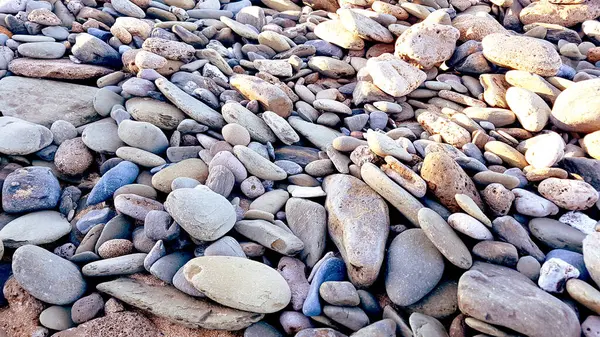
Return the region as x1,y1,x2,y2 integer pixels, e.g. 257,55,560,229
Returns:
319,281,360,306
539,178,598,210
418,208,472,269
0,211,71,248
87,161,140,205
12,245,86,305
183,256,291,313
39,306,75,331
2,166,60,213
71,293,104,324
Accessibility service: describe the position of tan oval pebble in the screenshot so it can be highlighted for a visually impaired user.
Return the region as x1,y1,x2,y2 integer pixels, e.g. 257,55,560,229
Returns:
262,111,300,146
314,20,365,51
230,74,293,118
473,171,520,189
97,239,134,259
484,141,528,169
565,278,600,315
551,79,600,133
456,193,491,227
525,167,569,181
313,99,352,115
463,107,515,127
420,151,483,212
482,33,562,76
366,53,426,97
506,87,550,132
582,130,600,160
152,158,208,193
366,129,412,161
538,178,599,211
524,132,565,169
183,256,291,313
233,145,287,181
381,156,427,198
222,123,251,146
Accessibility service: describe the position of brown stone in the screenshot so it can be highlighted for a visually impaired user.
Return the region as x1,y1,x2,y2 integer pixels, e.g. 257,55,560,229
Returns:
0,278,44,337
8,59,113,80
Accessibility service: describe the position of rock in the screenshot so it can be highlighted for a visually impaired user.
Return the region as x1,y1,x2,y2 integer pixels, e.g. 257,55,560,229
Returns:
117,120,168,154
12,245,86,305
39,306,74,331
303,257,346,317
308,56,355,79
338,9,393,43
88,161,140,205
222,102,277,144
506,87,550,132
484,141,528,169
517,256,542,281
0,117,53,155
17,42,65,59
142,38,195,62
323,306,369,331
55,138,94,175
538,178,598,211
323,174,389,288
0,211,70,248
538,258,579,293
164,186,235,241
82,119,125,154
452,13,507,41
2,166,60,213
319,281,360,306
457,262,581,337
366,54,426,97
98,239,134,259
285,198,327,267
277,257,309,311
482,33,562,76
126,98,185,130
289,117,342,150
481,183,514,216
314,20,364,50
233,145,287,181
418,208,472,269
71,293,104,324
524,132,565,168
584,233,600,288
420,151,483,212
513,188,559,217
152,158,209,193
566,278,600,315
447,213,493,240
386,229,444,306
395,22,460,69
520,0,600,27
409,313,448,337
492,216,545,262
529,218,585,253
52,311,159,337
72,33,121,67
351,319,396,337
559,211,597,235
296,328,347,337
550,79,600,133
234,219,304,255
230,74,293,118
183,256,291,313
155,78,225,129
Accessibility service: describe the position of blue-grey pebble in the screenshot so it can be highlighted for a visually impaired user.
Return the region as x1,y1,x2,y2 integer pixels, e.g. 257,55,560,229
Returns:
150,251,193,284
87,161,139,205
76,208,116,234
2,166,61,213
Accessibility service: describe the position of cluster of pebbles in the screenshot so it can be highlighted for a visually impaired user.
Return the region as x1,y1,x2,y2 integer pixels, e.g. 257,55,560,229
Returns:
2,0,600,335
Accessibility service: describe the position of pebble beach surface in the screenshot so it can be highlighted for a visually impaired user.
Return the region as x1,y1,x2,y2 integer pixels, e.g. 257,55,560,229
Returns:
1,0,600,336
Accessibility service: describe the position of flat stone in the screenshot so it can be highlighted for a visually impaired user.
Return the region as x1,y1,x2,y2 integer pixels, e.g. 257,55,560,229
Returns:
285,197,327,267
323,174,389,288
418,208,472,269
164,185,236,241
234,219,304,256
183,256,291,314
0,77,100,127
386,229,444,306
81,119,125,154
9,58,112,80
82,253,147,277
458,262,581,337
0,211,70,248
12,245,86,305
97,277,263,329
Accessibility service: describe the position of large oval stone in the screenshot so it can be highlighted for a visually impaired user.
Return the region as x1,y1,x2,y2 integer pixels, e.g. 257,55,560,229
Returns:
551,79,600,133
12,245,86,305
0,211,71,248
385,228,444,306
183,256,291,313
323,174,389,288
164,186,236,241
458,262,580,337
0,117,53,155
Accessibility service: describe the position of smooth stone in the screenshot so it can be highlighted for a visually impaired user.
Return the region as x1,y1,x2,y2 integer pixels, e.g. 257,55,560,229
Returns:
285,197,326,267
17,42,65,59
164,185,236,241
538,258,580,293
0,117,53,155
482,33,562,76
351,319,396,337
458,262,581,337
276,257,309,312
183,256,291,313
12,245,86,305
323,306,369,331
55,138,94,175
152,158,208,193
472,241,519,266
81,119,125,154
1,166,60,213
0,76,99,127
386,229,444,306
584,233,600,288
150,251,193,283
319,281,360,306
420,151,483,212
87,161,139,205
230,74,293,118
72,33,121,67
566,278,600,315
82,253,147,276
517,256,542,281
409,313,448,337
205,236,245,258
418,208,472,269
323,174,389,288
222,102,277,143
39,306,75,331
447,213,493,240
233,145,287,181
9,58,113,80
303,257,346,317
97,277,262,329
529,218,585,253
0,211,70,248
538,178,599,211
71,293,104,324
492,216,545,262
551,79,600,133
117,120,168,154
